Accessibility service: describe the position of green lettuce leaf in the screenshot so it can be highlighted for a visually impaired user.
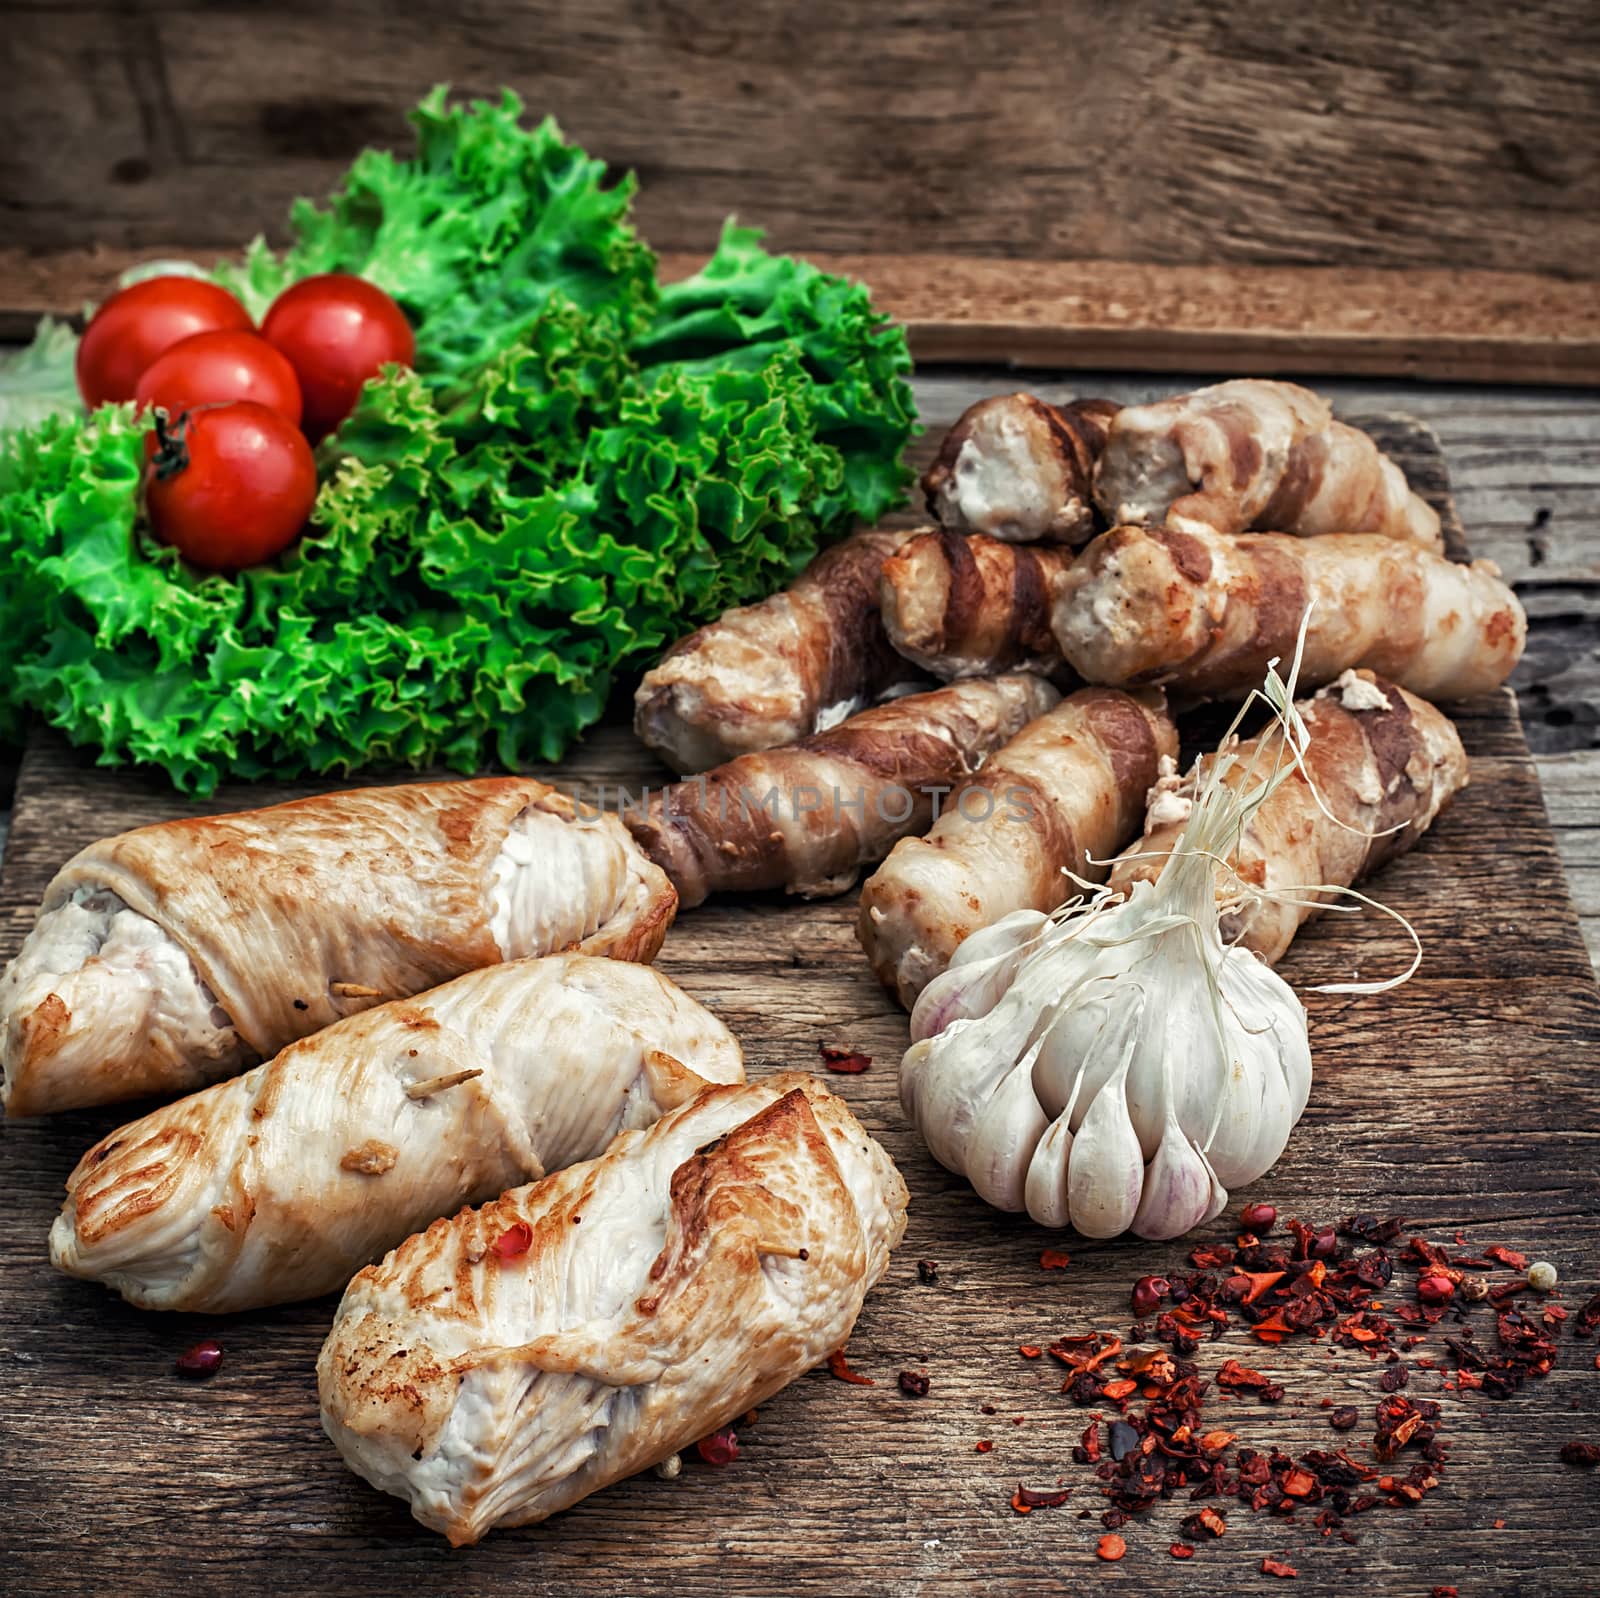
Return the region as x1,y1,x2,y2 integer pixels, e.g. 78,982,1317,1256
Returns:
0,318,82,438
0,93,917,792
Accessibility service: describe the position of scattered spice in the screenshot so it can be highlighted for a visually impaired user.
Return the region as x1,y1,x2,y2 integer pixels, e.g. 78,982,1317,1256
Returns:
1241,1202,1278,1233
173,1339,223,1379
976,1439,994,1454
1169,1542,1196,1560
1527,1260,1558,1292
1011,1483,1072,1513
1431,1588,1458,1598
1329,1406,1360,1432
917,1259,940,1285
694,1427,738,1465
1019,1344,1042,1360
826,1348,875,1386
819,1044,870,1074
1261,1556,1298,1578
1040,1248,1073,1270
1559,1440,1599,1467
1096,1533,1126,1561
1130,1275,1170,1318
898,1370,930,1397
490,1220,533,1259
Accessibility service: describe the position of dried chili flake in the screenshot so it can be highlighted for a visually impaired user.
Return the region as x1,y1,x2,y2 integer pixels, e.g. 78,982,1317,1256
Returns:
1040,1248,1072,1270
694,1427,739,1465
917,1259,939,1285
1101,1378,1137,1402
818,1044,870,1074
490,1220,533,1259
1485,1245,1529,1271
174,1339,224,1379
826,1348,875,1386
1078,1418,1102,1463
1574,1291,1600,1335
1431,1588,1459,1598
1018,1343,1042,1360
1011,1483,1072,1513
1096,1534,1126,1561
1329,1406,1359,1432
1261,1556,1299,1578
1181,1506,1227,1541
897,1370,930,1397
1559,1440,1600,1467
1170,1542,1196,1559
1378,1364,1409,1392
975,1439,994,1454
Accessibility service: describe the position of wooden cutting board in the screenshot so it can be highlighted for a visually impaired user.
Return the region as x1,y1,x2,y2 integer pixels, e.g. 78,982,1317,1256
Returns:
1,417,1596,1596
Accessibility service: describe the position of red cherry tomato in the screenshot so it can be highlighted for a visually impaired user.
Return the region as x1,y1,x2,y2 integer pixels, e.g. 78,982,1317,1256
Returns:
134,330,303,428
144,402,317,574
261,274,414,440
76,277,253,409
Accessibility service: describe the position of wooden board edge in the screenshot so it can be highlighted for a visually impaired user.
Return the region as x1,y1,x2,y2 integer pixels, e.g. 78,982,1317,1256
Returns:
3,248,1596,386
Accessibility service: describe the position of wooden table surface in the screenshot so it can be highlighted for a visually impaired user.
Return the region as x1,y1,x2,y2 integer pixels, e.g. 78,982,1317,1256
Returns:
1,410,1596,1597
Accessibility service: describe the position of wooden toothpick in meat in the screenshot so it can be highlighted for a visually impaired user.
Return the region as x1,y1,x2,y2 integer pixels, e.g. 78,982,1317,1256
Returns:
878,528,1076,681
1053,524,1524,703
859,688,1177,1009
633,527,922,774
1093,379,1442,549
626,675,1061,907
922,394,1120,544
1106,672,1468,966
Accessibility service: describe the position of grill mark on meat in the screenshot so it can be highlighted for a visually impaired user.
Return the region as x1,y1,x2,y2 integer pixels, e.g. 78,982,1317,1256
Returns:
938,527,985,651
1148,526,1215,585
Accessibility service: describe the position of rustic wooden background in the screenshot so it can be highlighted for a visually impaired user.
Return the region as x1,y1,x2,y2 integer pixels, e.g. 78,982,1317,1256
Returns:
6,0,1599,272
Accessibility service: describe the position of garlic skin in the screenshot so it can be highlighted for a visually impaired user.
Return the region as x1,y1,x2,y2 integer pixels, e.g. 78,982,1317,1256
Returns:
900,874,1310,1239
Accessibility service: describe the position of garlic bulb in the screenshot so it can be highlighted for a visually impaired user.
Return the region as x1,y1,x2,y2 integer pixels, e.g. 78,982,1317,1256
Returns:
900,666,1321,1241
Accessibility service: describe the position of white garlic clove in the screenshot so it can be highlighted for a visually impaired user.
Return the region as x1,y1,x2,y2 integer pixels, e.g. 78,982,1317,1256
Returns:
1024,1111,1075,1228
909,910,1049,1043
1066,1073,1145,1239
1132,1121,1222,1240
965,1059,1049,1213
950,908,1050,972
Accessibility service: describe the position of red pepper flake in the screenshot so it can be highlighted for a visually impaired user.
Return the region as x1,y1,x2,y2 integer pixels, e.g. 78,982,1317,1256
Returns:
819,1044,870,1074
173,1339,223,1379
897,1370,930,1397
1019,1343,1042,1359
1182,1506,1227,1541
1096,1534,1126,1561
1559,1440,1600,1467
1432,1589,1459,1598
1262,1556,1298,1578
1170,1543,1196,1560
1040,1248,1072,1270
975,1439,994,1454
490,1220,533,1259
694,1427,738,1465
1011,1483,1072,1513
1329,1405,1360,1431
1101,1378,1138,1401
826,1348,875,1386
1485,1245,1529,1271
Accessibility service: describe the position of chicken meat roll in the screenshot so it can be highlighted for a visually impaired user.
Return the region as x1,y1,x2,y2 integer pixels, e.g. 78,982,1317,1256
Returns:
51,956,743,1312
1,779,675,1115
319,1074,907,1544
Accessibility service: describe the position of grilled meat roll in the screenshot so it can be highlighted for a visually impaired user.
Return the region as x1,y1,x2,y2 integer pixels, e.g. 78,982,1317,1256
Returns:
1105,672,1468,965
319,1073,907,1544
1093,379,1441,549
628,674,1061,907
1,778,674,1116
858,689,1176,1009
1052,524,1524,703
878,528,1076,681
923,394,1120,544
634,528,922,774
50,956,743,1312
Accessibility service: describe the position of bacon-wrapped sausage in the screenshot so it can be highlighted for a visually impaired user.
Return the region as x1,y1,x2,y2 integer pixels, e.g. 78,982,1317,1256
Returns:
1093,379,1441,549
858,688,1176,1008
923,394,1120,544
1052,524,1524,703
878,528,1075,681
1106,672,1468,964
633,528,921,774
627,675,1060,907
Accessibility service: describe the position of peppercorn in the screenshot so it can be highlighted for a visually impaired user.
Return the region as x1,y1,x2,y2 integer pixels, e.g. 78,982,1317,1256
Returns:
174,1339,224,1379
1240,1202,1278,1233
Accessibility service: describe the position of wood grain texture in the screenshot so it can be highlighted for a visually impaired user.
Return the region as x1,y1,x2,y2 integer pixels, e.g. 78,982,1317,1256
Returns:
1,420,1597,1594
5,244,1598,384
4,1,1599,276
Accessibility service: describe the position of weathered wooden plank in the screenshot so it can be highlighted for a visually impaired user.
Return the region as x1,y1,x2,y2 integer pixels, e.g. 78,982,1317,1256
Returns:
4,1,1599,282
0,420,1596,1594
5,244,1598,384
